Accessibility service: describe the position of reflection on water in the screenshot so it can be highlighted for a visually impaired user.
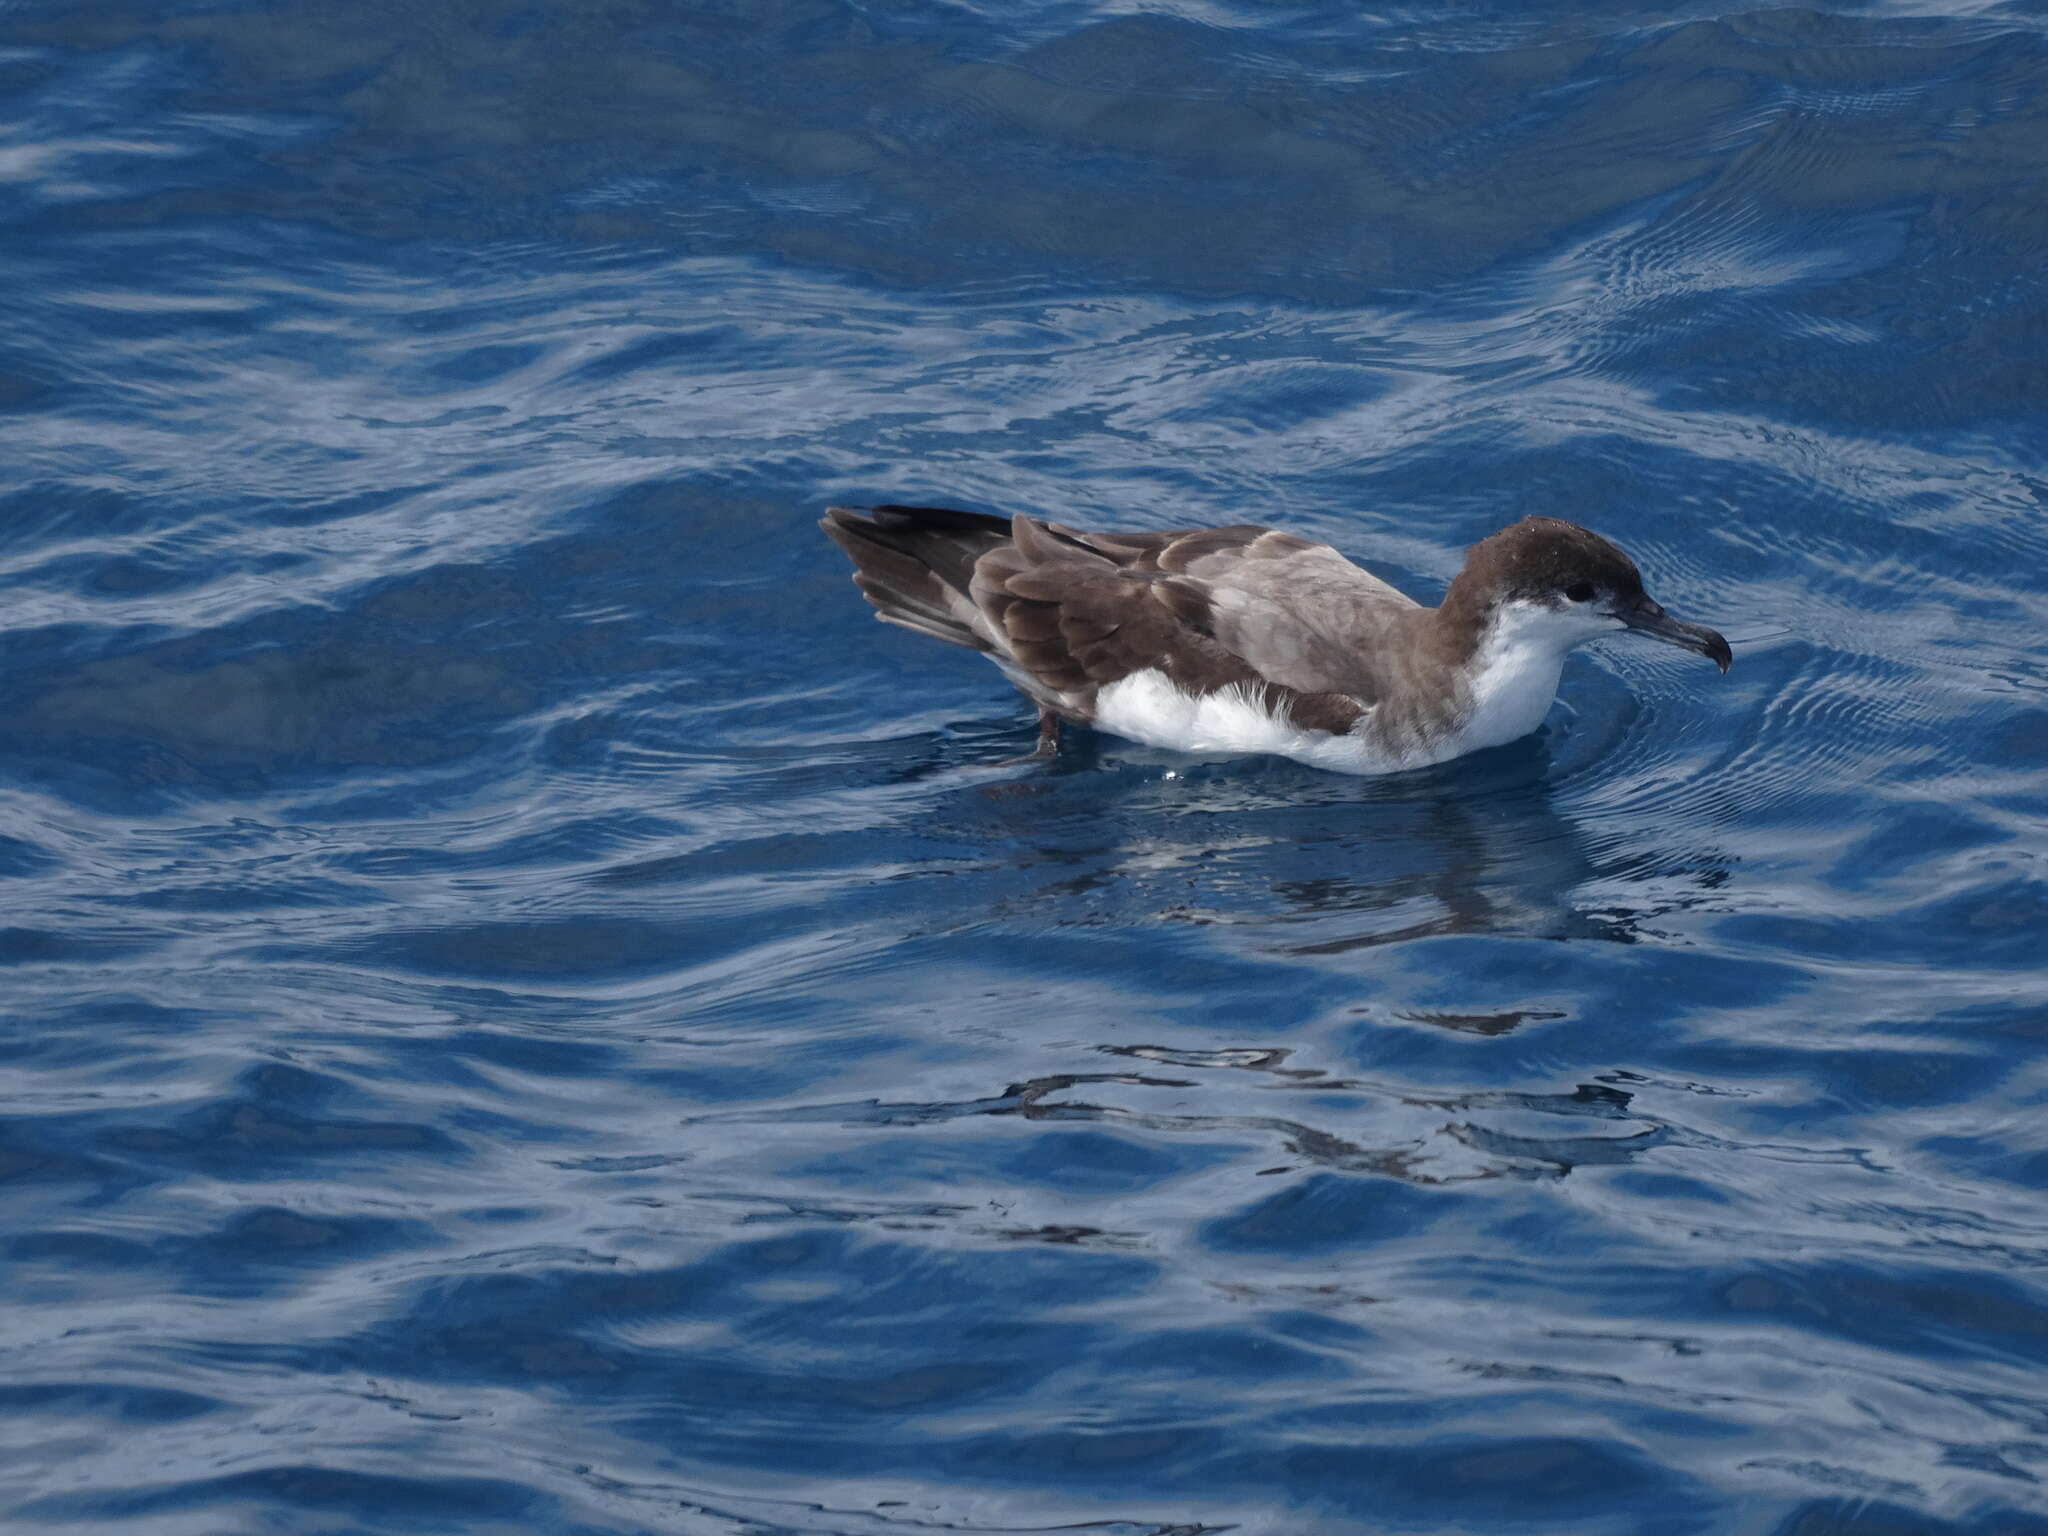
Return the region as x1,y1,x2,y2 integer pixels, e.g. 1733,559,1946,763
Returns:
699,1040,1664,1194
956,740,1736,959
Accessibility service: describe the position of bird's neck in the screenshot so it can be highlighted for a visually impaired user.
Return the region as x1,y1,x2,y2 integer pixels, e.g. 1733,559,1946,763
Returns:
1432,569,1498,662
1443,602,1570,752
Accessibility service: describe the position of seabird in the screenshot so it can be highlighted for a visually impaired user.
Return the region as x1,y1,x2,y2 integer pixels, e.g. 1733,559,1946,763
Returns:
821,504,1730,774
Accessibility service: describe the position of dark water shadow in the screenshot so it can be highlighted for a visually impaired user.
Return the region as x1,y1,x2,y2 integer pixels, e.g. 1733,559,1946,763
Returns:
928,730,1735,959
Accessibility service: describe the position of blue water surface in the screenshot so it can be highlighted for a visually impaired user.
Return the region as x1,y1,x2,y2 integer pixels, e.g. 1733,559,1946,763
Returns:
4,1,2048,1532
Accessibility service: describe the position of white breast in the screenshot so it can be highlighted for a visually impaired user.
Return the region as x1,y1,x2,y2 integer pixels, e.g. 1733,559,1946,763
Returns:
1088,599,1591,774
1092,671,1409,774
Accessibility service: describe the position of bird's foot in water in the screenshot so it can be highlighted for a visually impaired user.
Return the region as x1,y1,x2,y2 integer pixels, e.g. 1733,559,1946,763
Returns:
989,710,1062,768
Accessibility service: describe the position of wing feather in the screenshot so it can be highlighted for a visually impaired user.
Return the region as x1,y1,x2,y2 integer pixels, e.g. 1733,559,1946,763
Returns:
1033,521,1424,699
967,515,1371,734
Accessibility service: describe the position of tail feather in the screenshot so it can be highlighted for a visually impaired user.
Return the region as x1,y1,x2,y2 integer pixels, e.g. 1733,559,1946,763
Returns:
821,504,1012,653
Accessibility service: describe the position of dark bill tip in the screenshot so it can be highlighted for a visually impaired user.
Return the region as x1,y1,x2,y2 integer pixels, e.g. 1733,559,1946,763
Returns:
1622,597,1732,673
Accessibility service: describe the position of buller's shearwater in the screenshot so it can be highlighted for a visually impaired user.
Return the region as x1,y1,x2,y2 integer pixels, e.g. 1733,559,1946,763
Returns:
821,504,1730,774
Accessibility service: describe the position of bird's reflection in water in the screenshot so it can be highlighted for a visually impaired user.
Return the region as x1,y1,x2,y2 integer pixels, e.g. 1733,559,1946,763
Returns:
679,729,1746,1220
973,734,1732,960
788,734,1749,1200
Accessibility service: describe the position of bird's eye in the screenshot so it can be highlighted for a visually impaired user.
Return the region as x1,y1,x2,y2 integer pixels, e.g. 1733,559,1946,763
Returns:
1565,582,1596,603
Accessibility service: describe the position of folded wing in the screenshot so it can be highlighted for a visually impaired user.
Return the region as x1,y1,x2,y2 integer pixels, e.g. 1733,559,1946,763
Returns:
822,505,1413,737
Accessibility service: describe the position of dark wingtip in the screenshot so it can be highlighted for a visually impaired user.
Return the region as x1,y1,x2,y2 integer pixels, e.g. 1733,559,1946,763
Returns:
821,506,887,552
864,503,1015,537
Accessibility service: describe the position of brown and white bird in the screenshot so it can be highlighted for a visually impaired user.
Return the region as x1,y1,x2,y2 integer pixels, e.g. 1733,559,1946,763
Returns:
821,504,1730,774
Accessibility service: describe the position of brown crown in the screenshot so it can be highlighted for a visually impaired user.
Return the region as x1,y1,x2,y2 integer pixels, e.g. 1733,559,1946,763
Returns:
1451,516,1647,608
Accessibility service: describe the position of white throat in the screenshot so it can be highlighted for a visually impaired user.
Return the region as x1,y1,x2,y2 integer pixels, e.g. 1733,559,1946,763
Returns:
1453,600,1612,753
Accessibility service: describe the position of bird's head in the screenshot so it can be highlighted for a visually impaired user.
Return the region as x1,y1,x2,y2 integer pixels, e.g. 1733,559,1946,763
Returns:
1448,516,1732,672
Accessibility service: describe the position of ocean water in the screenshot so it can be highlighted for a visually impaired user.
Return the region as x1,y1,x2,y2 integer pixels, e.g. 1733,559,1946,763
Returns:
3,1,2048,1532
